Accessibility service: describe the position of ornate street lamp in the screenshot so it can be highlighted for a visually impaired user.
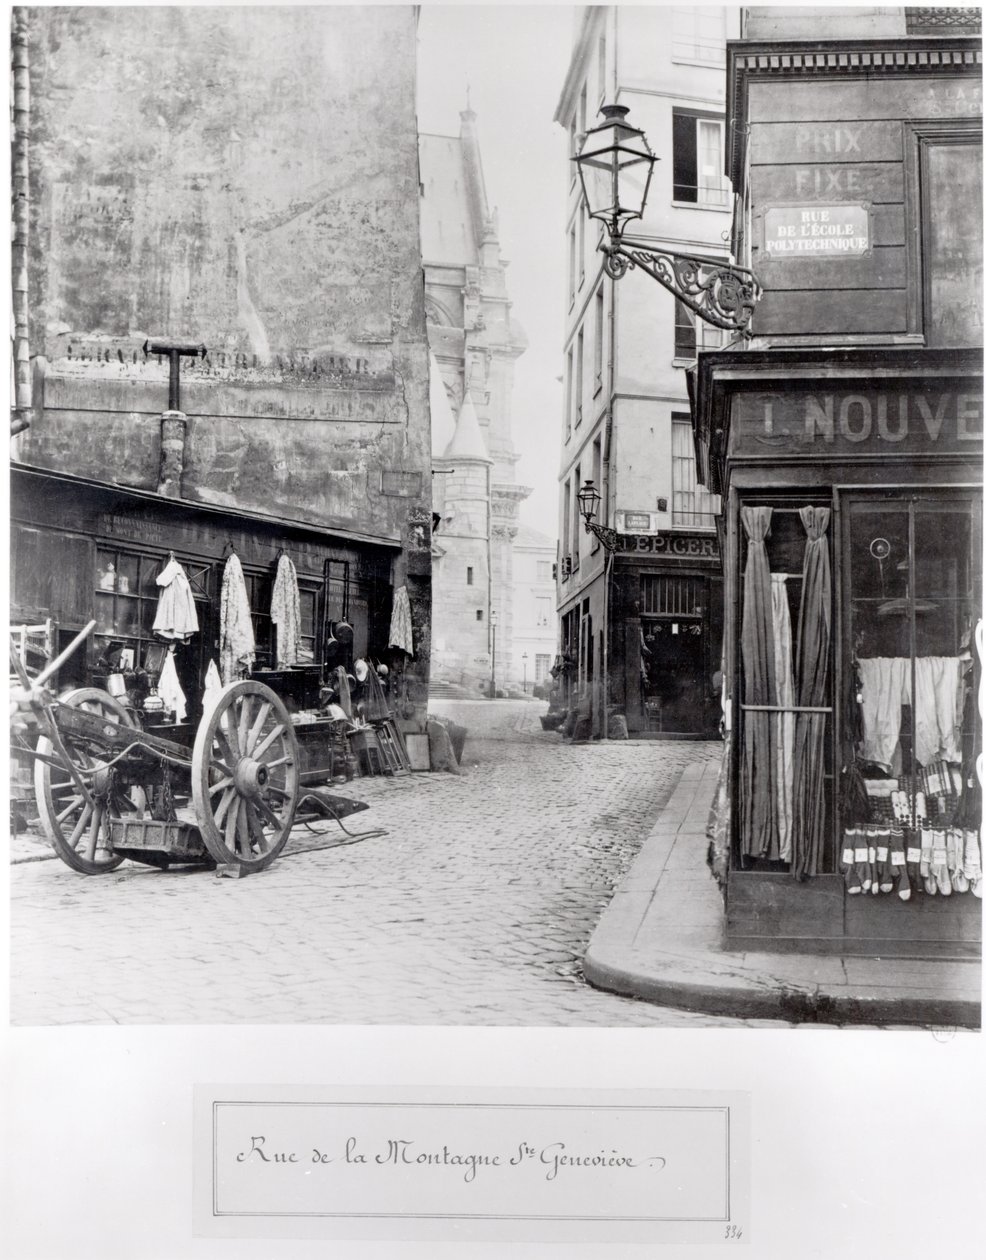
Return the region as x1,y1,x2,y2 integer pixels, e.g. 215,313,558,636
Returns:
577,479,618,552
489,608,498,700
575,104,762,332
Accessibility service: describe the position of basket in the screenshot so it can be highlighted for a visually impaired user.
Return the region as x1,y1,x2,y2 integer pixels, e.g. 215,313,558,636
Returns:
108,817,206,859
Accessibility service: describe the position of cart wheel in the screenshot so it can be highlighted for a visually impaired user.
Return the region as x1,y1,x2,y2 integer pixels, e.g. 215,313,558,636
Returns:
191,681,300,871
34,687,136,874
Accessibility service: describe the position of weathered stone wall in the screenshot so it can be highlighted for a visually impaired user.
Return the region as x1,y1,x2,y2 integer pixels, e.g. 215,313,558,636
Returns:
19,5,431,547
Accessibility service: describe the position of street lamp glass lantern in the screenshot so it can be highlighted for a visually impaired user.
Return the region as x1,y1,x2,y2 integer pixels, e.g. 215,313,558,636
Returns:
577,479,602,525
575,104,657,238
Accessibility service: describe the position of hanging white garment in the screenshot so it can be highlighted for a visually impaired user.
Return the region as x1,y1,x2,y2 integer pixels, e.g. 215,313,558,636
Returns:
219,553,256,684
270,553,301,668
157,648,187,723
204,658,223,701
152,558,199,641
771,575,796,862
388,585,414,655
913,656,965,766
857,657,910,773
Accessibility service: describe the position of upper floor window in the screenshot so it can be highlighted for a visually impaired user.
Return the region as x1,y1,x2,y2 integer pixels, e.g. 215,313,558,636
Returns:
593,286,605,389
466,566,474,586
674,299,727,361
575,328,584,427
918,131,983,348
671,6,726,66
673,112,729,208
535,596,552,627
672,415,720,530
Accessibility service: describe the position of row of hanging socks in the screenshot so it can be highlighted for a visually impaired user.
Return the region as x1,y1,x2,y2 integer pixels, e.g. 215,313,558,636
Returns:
842,825,983,900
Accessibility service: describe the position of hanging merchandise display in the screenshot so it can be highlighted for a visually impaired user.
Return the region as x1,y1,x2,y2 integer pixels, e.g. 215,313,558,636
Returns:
157,645,187,723
739,506,779,859
219,550,256,684
270,551,301,668
152,554,199,641
388,584,414,655
204,658,223,700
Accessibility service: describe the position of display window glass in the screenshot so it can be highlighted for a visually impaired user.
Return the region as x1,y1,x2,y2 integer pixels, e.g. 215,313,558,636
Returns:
841,492,982,901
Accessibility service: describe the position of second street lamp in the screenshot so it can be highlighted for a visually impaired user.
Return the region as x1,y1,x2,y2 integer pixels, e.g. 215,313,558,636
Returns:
575,104,762,332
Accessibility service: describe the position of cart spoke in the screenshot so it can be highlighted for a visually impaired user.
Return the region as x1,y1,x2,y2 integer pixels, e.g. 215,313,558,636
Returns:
208,775,234,796
213,786,236,829
245,802,270,853
252,723,286,761
260,754,294,771
245,701,272,755
83,803,103,863
254,796,284,831
213,728,238,771
235,800,253,855
221,710,242,758
224,796,241,854
54,794,85,825
236,697,253,758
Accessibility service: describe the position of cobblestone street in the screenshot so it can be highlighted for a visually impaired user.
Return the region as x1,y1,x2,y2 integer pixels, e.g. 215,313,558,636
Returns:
10,700,771,1026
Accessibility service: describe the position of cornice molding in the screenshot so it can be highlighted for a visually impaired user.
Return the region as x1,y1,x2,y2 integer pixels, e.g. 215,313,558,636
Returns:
726,36,982,185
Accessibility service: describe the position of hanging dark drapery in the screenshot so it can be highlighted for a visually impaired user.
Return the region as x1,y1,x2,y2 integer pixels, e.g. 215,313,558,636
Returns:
791,507,832,879
740,506,779,858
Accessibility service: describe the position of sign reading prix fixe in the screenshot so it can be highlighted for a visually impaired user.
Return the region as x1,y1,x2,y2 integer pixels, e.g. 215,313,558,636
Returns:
763,204,870,258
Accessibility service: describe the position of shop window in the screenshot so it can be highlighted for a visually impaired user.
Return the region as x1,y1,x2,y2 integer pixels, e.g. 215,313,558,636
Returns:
672,5,726,65
94,547,208,663
672,415,720,528
672,112,728,207
844,495,981,896
642,574,704,617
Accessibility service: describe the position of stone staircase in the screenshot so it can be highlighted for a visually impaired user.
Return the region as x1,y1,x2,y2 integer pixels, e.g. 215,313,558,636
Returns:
427,680,460,699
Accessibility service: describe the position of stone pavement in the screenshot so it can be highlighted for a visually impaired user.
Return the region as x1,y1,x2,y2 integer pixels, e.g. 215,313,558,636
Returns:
586,757,982,1029
8,700,791,1027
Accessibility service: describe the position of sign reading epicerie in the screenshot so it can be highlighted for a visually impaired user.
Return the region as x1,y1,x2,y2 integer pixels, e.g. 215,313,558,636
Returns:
764,204,870,257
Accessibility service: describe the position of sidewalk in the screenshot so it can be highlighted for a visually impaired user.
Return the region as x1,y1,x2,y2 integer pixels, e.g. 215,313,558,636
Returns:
584,759,983,1029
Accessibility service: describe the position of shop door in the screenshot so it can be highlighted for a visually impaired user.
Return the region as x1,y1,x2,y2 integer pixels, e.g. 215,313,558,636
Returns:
640,574,711,734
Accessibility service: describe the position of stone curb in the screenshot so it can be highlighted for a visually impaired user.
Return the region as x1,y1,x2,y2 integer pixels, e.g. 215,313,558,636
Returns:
584,760,982,1030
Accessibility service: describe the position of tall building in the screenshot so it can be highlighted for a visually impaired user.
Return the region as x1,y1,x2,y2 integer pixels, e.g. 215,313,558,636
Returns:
511,525,559,695
419,108,531,692
554,6,741,736
10,6,433,725
691,6,982,960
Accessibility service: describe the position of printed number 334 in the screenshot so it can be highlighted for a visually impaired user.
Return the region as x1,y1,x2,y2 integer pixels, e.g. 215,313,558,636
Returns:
725,1224,743,1240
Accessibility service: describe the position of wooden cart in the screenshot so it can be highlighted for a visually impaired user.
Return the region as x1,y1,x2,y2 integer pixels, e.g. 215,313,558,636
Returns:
10,621,363,875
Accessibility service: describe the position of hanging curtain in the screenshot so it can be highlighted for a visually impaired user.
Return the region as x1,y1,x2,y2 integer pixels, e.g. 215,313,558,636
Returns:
388,585,414,655
270,553,301,668
771,574,796,862
219,553,256,684
791,507,832,880
740,506,778,859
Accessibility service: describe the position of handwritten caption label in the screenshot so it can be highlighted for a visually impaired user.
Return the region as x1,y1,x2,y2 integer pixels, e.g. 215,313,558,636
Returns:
197,1088,749,1243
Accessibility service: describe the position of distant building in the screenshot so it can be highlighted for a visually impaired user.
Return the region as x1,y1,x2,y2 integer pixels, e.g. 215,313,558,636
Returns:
554,6,740,736
511,525,558,694
419,107,531,691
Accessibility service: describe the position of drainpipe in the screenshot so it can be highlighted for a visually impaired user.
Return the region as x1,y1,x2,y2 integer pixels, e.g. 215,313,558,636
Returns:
10,8,32,434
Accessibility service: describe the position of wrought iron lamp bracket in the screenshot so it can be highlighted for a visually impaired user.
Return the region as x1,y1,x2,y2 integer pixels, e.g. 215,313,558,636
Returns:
582,519,621,552
601,237,762,334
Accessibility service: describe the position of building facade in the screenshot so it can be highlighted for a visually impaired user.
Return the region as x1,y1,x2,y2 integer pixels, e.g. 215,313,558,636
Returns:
692,6,982,957
554,5,741,737
419,108,531,692
511,525,559,694
10,6,433,727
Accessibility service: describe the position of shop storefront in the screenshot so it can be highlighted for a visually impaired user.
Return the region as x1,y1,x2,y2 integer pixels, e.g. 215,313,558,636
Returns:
610,533,723,738
693,347,982,957
10,464,418,782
